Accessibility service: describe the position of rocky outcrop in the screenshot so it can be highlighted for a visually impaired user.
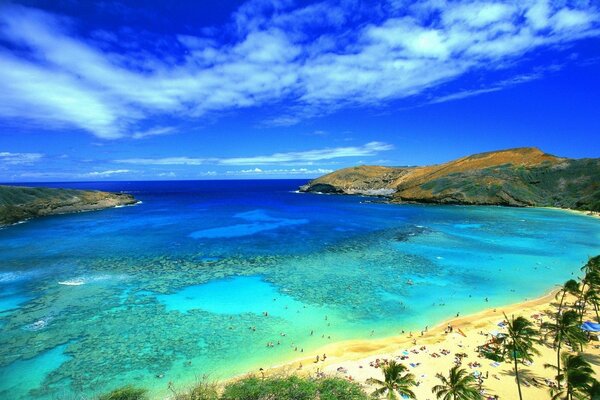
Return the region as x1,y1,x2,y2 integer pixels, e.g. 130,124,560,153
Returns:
300,147,600,211
0,185,138,226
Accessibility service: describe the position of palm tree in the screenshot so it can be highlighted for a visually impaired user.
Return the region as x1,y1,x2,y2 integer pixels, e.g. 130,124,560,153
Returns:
556,279,579,315
582,286,600,323
545,353,596,400
542,310,588,389
366,360,417,399
585,379,600,400
431,365,482,400
580,270,600,323
579,256,600,323
503,313,539,400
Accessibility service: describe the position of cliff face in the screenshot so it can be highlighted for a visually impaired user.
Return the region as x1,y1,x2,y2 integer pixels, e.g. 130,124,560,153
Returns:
300,147,600,211
0,185,138,226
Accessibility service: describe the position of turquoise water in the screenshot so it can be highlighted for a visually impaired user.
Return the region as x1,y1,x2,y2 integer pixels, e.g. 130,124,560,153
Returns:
0,180,599,399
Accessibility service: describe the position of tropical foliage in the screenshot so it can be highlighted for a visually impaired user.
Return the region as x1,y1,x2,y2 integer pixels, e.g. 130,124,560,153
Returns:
542,310,588,389
431,365,482,400
366,360,417,399
221,375,369,400
98,385,147,400
503,314,539,400
545,353,596,400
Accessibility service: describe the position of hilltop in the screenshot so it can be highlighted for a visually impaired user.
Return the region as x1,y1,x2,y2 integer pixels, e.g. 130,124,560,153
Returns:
300,147,600,211
0,185,138,226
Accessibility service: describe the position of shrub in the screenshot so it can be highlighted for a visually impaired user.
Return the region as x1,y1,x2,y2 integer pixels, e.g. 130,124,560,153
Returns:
98,385,147,400
221,375,367,400
173,379,220,400
222,375,317,400
317,378,368,400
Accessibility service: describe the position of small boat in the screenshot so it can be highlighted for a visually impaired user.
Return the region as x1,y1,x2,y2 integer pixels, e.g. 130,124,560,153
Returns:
406,279,414,286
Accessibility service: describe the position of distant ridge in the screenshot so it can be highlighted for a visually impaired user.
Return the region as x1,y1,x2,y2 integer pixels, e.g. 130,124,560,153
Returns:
300,147,600,212
0,185,138,226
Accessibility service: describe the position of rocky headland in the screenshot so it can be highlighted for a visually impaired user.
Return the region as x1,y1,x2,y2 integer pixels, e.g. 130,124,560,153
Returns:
0,185,138,227
300,147,600,212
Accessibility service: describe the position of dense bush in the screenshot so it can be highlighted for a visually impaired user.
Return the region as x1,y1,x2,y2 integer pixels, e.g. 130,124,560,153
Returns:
221,375,368,400
98,385,147,400
99,376,368,400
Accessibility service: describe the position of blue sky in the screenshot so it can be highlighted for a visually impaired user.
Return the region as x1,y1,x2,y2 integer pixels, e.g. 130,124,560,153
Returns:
0,0,599,182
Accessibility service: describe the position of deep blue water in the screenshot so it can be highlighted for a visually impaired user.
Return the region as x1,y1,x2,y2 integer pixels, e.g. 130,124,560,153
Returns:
0,180,599,399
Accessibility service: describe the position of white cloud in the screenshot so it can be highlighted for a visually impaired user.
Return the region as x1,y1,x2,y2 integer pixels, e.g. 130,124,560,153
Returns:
0,151,43,165
427,71,545,104
16,169,131,179
85,169,131,177
132,126,176,139
116,157,209,165
218,141,393,165
0,1,598,138
226,167,333,175
115,141,393,166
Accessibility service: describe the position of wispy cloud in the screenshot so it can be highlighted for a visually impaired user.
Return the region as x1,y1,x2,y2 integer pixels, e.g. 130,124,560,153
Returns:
0,151,43,165
116,157,209,166
115,141,393,166
426,71,548,105
0,1,598,138
132,126,177,139
85,169,131,177
226,167,333,175
16,169,132,179
218,141,393,165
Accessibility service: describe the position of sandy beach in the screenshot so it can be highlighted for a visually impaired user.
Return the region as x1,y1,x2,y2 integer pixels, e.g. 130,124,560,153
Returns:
542,206,600,220
256,289,600,399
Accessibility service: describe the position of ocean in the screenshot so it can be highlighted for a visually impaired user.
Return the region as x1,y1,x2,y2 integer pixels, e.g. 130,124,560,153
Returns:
0,179,599,399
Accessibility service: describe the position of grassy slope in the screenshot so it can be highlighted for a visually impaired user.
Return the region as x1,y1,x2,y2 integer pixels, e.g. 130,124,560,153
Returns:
301,148,600,211
0,185,137,226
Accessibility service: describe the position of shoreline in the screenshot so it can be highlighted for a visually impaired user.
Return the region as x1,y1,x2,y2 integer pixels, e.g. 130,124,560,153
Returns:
219,286,599,399
539,206,600,220
248,287,562,379
299,190,600,221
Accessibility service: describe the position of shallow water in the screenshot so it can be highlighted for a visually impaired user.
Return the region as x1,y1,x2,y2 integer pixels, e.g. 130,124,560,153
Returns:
0,180,598,399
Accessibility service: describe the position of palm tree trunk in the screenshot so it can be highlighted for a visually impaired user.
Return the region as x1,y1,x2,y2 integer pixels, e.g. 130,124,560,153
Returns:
554,292,565,350
514,355,523,400
558,291,566,315
556,343,562,390
580,298,587,324
579,282,587,323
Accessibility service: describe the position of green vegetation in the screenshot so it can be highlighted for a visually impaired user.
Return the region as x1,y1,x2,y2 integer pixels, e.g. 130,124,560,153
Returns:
502,314,539,400
0,185,136,226
98,385,147,400
365,360,416,399
546,353,596,400
431,365,482,400
221,375,368,400
103,376,369,400
542,310,587,389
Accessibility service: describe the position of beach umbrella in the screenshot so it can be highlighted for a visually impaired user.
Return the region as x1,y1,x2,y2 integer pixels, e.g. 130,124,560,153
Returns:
581,321,600,332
